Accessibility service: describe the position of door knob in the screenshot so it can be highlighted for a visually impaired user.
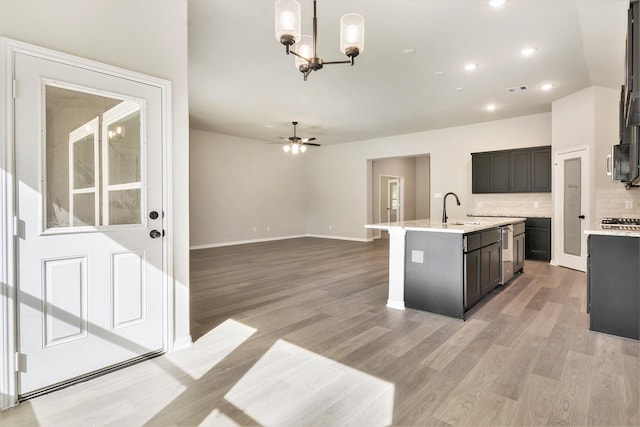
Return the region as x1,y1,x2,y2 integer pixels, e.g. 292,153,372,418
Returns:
578,215,586,219
150,229,162,238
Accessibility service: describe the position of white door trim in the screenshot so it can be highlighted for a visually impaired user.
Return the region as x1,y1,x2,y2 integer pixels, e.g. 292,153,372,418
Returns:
377,175,404,239
552,145,590,271
0,37,174,410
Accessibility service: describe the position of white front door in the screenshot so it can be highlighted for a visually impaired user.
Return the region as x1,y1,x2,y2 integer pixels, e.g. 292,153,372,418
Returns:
15,52,165,396
554,148,589,272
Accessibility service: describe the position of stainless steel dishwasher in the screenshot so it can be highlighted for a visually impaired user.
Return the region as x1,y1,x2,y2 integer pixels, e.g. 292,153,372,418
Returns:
500,225,514,285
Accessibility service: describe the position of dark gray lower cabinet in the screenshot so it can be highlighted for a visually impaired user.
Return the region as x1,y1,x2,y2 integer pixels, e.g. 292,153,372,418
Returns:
464,249,482,309
588,234,639,340
525,217,551,261
404,228,503,319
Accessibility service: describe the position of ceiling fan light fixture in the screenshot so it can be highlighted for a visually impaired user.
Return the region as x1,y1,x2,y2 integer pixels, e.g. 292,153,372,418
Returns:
300,144,307,152
275,0,301,46
291,144,300,154
283,144,291,152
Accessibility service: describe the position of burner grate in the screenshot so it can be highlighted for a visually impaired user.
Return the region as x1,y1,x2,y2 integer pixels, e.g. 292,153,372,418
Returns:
601,217,640,230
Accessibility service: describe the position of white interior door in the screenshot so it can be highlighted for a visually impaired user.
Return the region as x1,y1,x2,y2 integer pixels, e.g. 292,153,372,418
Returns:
15,52,165,396
554,148,589,272
388,178,400,222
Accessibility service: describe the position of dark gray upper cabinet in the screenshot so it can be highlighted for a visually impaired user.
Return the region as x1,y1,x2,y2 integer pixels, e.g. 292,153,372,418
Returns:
472,146,551,193
530,148,551,192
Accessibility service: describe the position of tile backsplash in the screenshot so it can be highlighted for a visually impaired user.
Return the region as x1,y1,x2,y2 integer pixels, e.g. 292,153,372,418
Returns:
467,188,640,220
595,188,640,220
469,193,552,218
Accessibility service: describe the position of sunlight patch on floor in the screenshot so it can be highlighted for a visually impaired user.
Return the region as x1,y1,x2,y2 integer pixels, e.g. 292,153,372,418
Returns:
166,318,256,380
224,339,395,426
198,408,241,427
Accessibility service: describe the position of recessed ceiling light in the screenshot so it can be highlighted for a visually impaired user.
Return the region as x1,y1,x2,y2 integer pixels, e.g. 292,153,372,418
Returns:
464,63,478,71
489,0,507,7
540,83,554,91
485,104,497,112
403,48,416,56
434,71,445,76
520,47,537,57
455,87,465,91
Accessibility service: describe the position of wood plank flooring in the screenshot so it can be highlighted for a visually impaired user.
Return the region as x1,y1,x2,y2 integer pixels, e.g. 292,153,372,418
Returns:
1,237,638,426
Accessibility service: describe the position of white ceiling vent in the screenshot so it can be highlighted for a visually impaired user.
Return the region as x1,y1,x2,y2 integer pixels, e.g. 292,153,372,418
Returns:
506,85,528,93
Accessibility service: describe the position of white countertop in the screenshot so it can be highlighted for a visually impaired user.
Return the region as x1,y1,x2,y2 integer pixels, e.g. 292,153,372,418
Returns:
585,224,640,238
365,217,526,234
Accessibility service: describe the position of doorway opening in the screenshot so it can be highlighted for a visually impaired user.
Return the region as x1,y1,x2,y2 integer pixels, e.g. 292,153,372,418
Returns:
368,155,431,240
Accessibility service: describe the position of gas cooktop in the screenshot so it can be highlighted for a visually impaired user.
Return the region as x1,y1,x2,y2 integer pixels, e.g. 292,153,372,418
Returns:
601,217,640,230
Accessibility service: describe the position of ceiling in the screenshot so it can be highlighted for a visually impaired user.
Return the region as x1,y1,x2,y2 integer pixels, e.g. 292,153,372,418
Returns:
187,0,629,146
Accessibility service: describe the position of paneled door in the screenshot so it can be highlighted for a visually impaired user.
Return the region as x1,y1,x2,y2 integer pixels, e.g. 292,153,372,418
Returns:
15,52,165,396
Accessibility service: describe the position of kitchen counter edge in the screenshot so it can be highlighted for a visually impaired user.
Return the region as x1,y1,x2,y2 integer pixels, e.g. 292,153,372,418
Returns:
584,225,640,238
365,217,526,234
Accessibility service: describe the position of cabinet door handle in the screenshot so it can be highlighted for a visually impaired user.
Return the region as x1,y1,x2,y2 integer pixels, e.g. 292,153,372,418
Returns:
578,215,586,219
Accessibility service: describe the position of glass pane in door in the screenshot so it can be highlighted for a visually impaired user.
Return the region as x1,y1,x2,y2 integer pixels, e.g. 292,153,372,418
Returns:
103,101,143,225
45,85,120,229
563,157,581,256
72,135,95,190
108,189,141,225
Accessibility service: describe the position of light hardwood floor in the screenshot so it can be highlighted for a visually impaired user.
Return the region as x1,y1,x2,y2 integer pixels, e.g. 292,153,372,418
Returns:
1,237,638,426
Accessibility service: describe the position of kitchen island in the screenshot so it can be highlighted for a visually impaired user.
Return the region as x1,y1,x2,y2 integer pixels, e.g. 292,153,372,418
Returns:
366,217,525,319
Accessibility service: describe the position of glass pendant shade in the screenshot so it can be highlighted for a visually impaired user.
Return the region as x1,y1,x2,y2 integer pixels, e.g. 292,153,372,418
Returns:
291,144,299,154
340,14,365,55
275,0,301,44
295,35,314,68
283,144,291,152
300,145,307,153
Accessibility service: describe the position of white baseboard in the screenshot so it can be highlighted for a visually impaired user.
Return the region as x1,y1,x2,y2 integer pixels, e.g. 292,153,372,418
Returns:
305,234,370,242
190,235,307,250
191,234,369,249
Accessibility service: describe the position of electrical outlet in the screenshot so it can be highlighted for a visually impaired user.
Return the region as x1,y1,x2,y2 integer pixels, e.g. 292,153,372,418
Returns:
329,224,333,230
434,193,443,199
477,201,483,208
252,227,257,232
266,226,270,231
626,200,633,209
534,202,539,208
411,250,424,263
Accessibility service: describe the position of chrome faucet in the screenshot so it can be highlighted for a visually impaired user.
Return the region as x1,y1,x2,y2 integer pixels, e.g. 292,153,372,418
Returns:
442,192,461,223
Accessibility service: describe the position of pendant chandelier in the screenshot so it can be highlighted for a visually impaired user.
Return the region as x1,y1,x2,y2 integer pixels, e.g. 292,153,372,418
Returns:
275,0,365,81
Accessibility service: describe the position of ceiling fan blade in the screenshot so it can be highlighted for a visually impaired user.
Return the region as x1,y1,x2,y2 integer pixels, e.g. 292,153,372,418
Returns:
277,136,290,141
302,142,321,147
300,137,316,142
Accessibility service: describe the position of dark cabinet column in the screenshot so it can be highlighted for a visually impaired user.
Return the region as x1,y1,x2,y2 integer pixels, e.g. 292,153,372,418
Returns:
531,148,552,192
472,153,491,194
509,150,531,192
490,153,509,193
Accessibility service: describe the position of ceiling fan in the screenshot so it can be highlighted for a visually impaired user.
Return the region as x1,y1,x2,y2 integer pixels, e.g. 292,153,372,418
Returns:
277,121,321,153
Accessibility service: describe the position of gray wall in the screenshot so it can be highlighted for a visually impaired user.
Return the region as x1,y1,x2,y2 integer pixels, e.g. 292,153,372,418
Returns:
190,129,308,247
191,113,552,245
